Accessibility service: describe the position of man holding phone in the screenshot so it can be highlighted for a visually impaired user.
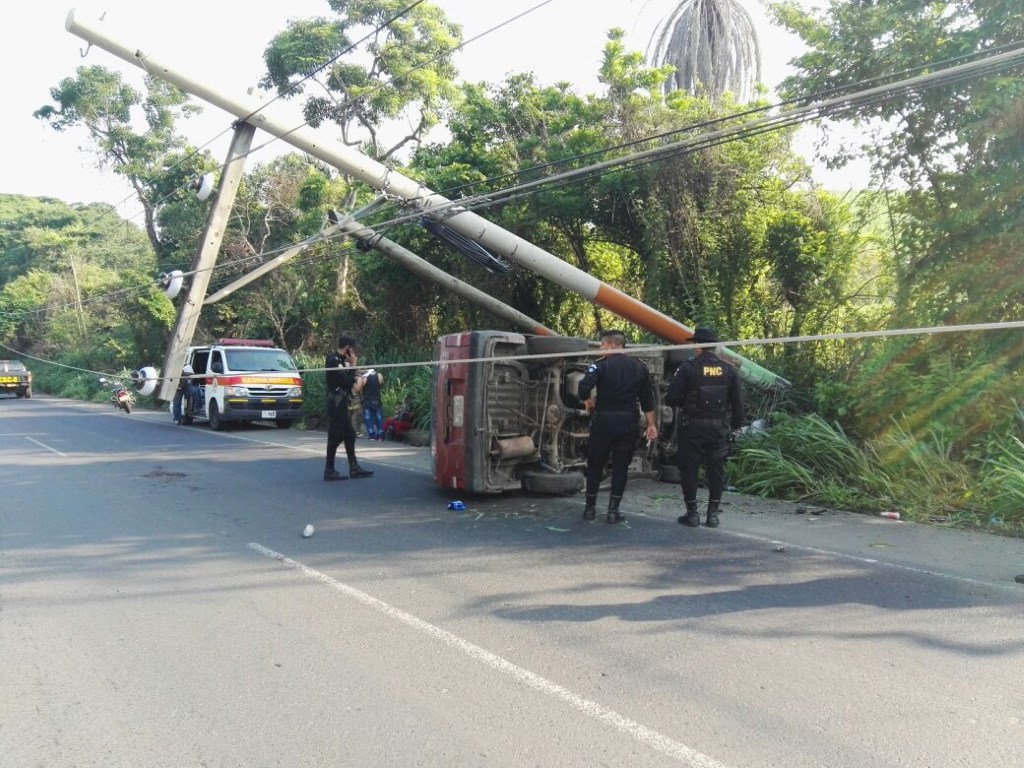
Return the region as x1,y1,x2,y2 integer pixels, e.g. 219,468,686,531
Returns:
323,334,374,480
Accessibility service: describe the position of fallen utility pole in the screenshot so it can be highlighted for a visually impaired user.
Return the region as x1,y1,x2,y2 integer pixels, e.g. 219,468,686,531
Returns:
66,9,785,391
205,216,556,337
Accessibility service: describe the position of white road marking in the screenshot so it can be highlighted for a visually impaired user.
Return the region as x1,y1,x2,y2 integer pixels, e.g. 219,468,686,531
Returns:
622,503,1024,593
248,542,731,768
25,436,65,456
720,529,1024,593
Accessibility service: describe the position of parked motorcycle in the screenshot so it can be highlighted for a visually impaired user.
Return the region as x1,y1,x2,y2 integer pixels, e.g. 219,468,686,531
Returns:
100,377,134,414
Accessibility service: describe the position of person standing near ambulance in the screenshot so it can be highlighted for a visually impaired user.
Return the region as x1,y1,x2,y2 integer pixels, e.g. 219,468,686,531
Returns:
323,335,374,480
666,327,744,528
360,367,385,440
172,364,200,424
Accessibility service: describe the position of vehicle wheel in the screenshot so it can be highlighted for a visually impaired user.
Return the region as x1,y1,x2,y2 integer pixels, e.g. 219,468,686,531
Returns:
182,414,194,426
208,400,224,430
275,419,293,429
521,470,585,495
24,389,31,399
122,402,132,414
16,391,24,399
659,463,682,484
525,335,590,357
666,347,695,366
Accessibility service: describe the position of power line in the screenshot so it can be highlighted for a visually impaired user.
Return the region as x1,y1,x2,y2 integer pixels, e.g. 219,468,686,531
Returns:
7,317,1024,390
61,0,433,234
407,38,1024,203
7,39,1023,324
418,46,1024,222
241,0,558,158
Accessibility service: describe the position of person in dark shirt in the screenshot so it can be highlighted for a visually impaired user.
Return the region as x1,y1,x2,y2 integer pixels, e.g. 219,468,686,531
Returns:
172,363,200,424
323,335,374,480
577,330,658,523
665,327,744,528
360,367,385,440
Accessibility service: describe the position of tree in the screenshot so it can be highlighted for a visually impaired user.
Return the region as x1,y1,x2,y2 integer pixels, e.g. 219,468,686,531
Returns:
34,66,206,263
261,0,462,161
0,195,172,367
648,0,763,102
771,0,1024,452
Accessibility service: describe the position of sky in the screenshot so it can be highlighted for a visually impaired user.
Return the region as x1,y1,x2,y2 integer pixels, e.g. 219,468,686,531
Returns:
1,0,859,222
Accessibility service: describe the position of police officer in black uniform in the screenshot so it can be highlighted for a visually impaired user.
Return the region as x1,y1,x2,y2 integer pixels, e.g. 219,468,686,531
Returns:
324,334,374,481
578,330,658,523
665,327,744,528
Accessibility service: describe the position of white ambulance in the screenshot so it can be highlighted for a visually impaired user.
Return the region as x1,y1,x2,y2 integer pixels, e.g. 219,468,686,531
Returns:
180,339,304,429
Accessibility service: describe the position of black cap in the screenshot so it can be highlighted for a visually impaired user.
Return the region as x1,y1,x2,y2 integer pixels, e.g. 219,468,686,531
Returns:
692,327,717,344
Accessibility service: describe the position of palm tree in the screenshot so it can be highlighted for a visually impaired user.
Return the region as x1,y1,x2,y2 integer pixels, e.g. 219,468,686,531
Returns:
647,0,762,103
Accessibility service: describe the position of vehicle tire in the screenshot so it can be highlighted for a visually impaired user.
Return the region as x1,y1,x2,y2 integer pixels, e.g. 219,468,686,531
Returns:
208,400,224,431
24,389,31,399
666,347,695,367
182,414,194,426
521,470,585,495
16,390,24,399
525,335,590,358
275,419,293,429
658,463,682,484
122,402,132,414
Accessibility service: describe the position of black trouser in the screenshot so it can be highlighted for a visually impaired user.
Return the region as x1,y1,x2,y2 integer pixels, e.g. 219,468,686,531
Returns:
677,422,729,504
586,412,639,499
326,399,357,469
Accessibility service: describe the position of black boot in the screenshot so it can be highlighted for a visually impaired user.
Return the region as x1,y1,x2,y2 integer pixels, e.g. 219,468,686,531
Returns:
706,501,721,528
323,466,346,482
678,501,701,527
606,495,625,524
349,463,374,479
583,494,597,520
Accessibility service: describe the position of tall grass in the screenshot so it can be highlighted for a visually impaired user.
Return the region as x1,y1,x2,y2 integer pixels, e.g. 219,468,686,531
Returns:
729,413,888,503
976,435,1024,531
728,412,1023,532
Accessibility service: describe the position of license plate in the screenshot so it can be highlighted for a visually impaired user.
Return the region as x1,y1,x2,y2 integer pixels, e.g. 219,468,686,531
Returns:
261,410,277,418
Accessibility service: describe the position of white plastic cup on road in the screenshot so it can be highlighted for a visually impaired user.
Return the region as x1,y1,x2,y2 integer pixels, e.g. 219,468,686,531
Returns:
302,524,315,538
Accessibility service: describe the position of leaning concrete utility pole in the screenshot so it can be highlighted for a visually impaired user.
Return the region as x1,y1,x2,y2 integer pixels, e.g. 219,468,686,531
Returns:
204,216,556,337
156,122,255,401
66,9,784,391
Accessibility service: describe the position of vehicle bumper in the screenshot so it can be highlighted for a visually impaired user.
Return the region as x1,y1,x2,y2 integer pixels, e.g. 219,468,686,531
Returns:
222,397,304,422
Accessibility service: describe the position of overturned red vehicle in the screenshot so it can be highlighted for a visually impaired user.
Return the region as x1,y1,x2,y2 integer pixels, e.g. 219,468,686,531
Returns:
431,330,688,495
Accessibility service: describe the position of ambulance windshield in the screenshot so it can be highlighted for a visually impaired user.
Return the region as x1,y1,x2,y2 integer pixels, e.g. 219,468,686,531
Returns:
224,348,297,373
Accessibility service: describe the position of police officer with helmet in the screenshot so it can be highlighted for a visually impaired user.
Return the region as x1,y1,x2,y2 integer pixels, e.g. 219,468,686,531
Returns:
666,327,744,528
578,330,658,523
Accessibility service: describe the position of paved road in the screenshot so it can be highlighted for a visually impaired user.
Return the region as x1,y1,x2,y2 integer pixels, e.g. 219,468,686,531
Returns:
2,395,1023,767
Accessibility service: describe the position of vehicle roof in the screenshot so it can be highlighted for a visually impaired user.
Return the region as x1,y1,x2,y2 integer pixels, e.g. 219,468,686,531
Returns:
187,343,288,351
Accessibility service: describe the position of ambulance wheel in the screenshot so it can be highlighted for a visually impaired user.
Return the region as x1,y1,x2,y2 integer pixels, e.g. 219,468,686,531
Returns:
208,401,224,430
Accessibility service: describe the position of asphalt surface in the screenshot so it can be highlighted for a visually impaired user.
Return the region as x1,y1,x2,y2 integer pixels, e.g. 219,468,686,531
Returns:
2,394,1023,767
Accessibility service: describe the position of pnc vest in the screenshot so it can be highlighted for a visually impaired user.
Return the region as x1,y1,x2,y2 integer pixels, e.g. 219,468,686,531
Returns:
684,354,732,421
